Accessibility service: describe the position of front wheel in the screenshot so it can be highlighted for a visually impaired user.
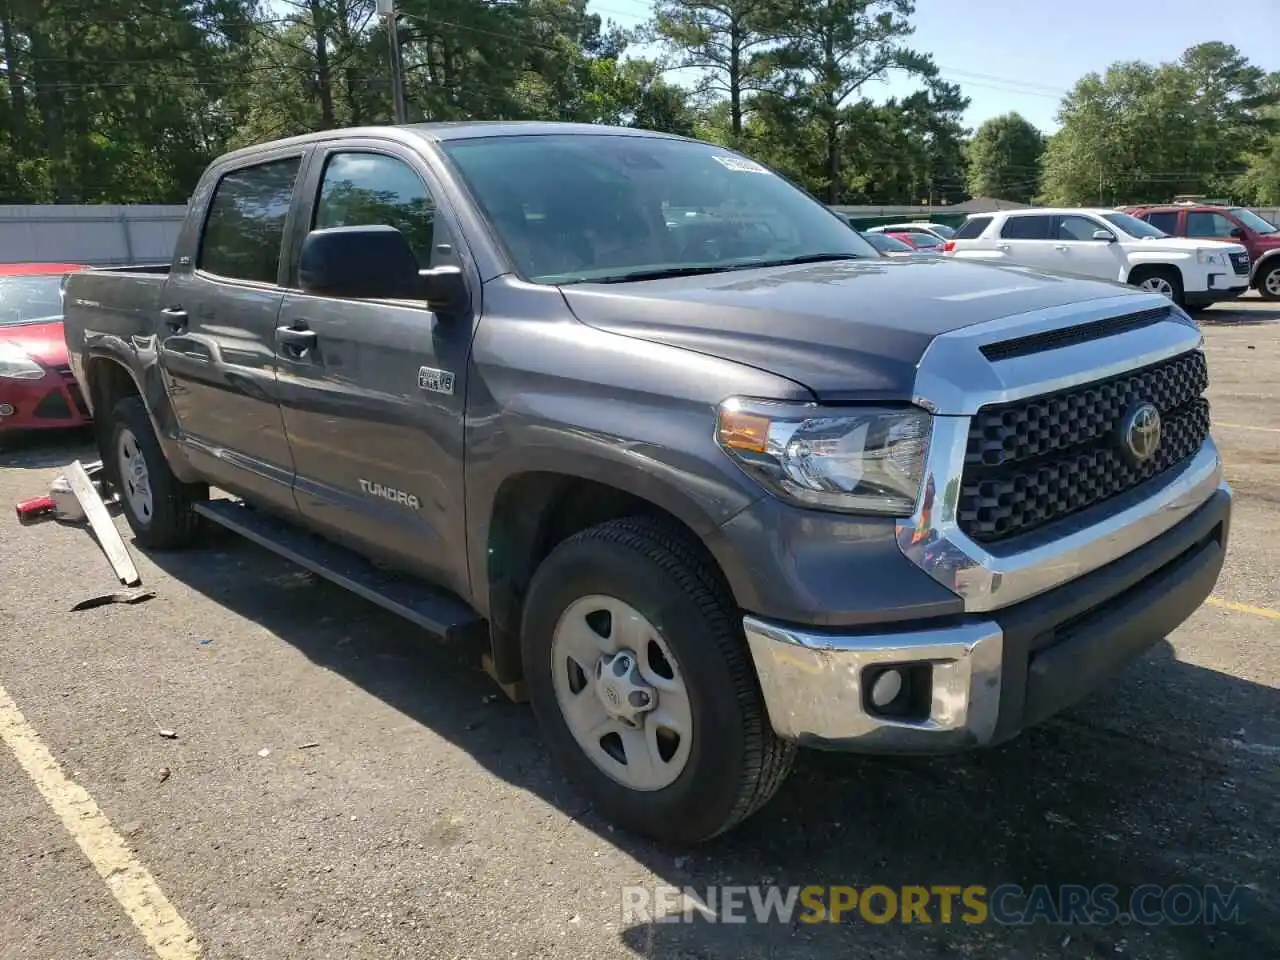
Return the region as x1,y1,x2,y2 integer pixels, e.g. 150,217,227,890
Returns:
1129,265,1185,306
1256,262,1280,302
109,396,206,549
521,517,795,844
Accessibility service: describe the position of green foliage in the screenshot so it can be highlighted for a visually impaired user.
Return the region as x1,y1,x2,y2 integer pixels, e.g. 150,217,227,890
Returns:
2,4,1277,211
965,112,1044,203
1039,44,1279,206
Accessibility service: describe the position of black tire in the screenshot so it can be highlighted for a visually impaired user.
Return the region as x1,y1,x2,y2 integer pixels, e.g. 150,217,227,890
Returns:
521,516,795,845
108,396,205,549
1127,265,1185,307
1256,261,1280,302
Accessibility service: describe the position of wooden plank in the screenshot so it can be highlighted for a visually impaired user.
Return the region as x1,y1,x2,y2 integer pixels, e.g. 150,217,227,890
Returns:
66,459,141,587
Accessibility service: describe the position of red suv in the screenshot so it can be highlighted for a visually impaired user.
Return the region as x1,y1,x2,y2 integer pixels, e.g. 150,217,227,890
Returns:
1125,204,1280,301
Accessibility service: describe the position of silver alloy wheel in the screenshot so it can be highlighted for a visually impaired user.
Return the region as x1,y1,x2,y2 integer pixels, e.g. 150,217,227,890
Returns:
1265,268,1280,298
550,594,693,791
1139,275,1176,298
116,427,154,525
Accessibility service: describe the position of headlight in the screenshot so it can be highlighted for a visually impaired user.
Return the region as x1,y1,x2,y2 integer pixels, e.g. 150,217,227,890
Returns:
1196,248,1224,265
716,398,931,515
0,342,46,380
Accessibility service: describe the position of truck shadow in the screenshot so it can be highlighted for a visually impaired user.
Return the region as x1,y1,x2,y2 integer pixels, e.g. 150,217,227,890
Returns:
138,530,1280,960
1197,301,1280,326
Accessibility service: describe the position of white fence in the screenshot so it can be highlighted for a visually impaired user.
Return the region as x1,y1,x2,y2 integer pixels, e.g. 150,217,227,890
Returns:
0,204,186,267
1,203,1277,267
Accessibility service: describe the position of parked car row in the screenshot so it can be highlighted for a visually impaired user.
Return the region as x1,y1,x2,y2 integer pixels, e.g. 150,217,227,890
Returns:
0,262,93,440
940,207,1257,308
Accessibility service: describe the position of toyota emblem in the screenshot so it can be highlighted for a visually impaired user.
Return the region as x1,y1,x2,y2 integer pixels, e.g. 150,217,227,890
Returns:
1120,402,1162,464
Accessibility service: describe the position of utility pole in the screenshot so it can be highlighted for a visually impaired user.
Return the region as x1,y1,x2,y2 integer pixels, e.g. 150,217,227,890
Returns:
376,0,408,124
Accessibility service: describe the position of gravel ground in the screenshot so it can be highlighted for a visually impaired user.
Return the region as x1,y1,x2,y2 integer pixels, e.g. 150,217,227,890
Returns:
1,297,1278,960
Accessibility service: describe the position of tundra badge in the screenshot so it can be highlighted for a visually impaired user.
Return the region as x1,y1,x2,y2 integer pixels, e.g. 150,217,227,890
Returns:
358,478,421,510
418,366,456,396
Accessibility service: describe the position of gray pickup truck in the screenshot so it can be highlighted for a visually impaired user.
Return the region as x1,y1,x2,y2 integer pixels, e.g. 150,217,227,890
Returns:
63,122,1231,844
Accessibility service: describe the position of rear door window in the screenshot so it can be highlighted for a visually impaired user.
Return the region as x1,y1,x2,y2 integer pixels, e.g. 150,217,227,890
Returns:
198,157,302,284
1000,215,1053,240
954,217,992,240
1143,211,1180,234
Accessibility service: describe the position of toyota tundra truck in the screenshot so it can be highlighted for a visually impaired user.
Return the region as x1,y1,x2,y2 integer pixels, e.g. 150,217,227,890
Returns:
62,123,1232,844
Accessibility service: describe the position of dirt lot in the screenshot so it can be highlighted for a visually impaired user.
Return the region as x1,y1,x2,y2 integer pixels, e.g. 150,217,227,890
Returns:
1,298,1278,960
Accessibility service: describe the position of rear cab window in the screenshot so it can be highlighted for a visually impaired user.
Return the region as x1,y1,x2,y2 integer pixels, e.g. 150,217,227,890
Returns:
999,215,1053,240
953,217,991,240
1142,210,1180,234
198,157,302,284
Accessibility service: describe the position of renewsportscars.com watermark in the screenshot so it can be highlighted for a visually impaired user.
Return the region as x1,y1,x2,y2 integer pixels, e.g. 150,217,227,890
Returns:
622,884,1247,926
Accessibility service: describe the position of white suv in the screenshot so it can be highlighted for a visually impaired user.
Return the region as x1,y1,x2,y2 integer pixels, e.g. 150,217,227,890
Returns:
866,221,956,242
945,208,1250,308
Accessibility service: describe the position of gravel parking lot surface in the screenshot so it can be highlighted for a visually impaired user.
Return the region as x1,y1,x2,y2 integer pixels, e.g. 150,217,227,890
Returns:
1,297,1278,960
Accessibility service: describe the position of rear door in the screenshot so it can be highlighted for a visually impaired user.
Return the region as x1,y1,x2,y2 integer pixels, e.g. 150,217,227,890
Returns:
159,148,310,514
273,140,475,596
996,214,1057,270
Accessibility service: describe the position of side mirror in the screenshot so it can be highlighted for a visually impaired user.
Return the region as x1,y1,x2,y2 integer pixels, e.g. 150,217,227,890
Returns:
299,225,424,300
1229,227,1245,239
418,265,468,314
1092,229,1116,242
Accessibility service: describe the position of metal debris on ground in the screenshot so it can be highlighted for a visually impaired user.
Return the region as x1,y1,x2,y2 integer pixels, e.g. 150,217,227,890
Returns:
66,459,141,587
157,729,178,740
298,742,320,750
70,589,156,612
157,766,171,783
258,748,271,758
14,495,56,524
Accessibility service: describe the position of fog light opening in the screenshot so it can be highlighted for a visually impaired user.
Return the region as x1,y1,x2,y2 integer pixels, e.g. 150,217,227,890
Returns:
863,663,933,721
870,668,903,708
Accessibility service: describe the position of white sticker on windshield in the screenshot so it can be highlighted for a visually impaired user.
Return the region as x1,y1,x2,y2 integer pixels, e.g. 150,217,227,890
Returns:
712,155,772,175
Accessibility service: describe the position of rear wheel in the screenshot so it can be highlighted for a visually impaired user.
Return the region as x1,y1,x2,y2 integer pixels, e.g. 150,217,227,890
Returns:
521,517,795,844
109,396,205,549
1129,265,1184,306
1256,261,1280,302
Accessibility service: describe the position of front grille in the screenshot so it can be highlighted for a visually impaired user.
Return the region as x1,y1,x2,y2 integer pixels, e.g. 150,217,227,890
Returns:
1230,251,1250,276
958,351,1211,543
31,388,73,420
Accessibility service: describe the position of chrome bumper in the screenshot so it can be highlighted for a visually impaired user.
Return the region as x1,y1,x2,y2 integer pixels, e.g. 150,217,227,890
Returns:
743,617,1003,752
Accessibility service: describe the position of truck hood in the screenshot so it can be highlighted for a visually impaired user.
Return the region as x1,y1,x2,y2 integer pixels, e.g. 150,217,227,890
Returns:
0,319,67,368
560,257,1148,401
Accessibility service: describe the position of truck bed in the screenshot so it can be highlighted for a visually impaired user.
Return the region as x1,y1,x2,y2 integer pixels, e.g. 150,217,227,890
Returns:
61,265,171,368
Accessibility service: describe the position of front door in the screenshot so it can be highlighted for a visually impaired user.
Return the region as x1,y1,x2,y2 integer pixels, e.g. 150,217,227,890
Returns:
1049,214,1128,282
273,145,474,597
159,151,308,514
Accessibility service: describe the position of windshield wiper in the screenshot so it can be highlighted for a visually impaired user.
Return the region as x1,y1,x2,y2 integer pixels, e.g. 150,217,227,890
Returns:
742,252,866,268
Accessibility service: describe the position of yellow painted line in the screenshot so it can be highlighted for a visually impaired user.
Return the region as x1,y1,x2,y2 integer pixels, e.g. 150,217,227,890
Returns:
1214,422,1280,433
0,684,201,960
1206,597,1280,621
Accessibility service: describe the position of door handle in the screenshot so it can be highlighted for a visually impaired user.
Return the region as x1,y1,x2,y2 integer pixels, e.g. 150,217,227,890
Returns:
997,243,1011,251
160,306,188,332
276,324,318,357
1054,244,1069,251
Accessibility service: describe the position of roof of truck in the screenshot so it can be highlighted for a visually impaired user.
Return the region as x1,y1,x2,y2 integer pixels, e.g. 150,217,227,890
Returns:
219,122,692,165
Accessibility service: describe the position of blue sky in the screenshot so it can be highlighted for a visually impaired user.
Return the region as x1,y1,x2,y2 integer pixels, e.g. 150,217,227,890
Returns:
588,0,1280,134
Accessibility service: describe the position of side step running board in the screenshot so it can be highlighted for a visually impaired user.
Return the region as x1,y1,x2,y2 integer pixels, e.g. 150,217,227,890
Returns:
193,499,484,643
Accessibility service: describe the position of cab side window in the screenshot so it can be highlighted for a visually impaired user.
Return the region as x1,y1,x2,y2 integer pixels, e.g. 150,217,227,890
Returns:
313,152,442,267
199,157,302,284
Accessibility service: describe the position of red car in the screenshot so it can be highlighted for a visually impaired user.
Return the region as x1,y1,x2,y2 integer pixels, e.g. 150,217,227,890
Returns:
885,230,945,253
0,262,93,436
1124,204,1280,300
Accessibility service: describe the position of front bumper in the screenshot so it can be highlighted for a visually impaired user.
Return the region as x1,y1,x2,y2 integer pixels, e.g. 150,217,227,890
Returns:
1185,282,1248,308
0,368,92,432
744,481,1231,753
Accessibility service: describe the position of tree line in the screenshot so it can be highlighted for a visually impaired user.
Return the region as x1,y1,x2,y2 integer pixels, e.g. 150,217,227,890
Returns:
1,0,1277,208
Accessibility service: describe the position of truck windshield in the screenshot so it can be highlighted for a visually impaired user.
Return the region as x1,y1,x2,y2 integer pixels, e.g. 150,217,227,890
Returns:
0,276,64,326
1229,207,1278,235
440,134,878,284
1100,212,1168,239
